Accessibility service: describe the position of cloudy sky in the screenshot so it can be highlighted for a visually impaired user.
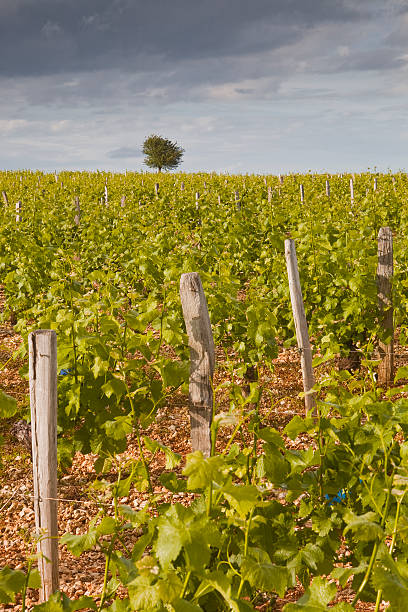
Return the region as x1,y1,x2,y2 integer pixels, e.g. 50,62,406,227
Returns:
0,0,407,174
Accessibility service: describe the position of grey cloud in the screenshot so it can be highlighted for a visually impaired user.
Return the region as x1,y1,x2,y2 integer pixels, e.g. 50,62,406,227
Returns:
0,0,369,77
107,146,142,159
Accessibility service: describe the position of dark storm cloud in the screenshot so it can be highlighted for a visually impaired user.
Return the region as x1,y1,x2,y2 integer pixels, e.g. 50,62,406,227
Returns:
0,0,367,77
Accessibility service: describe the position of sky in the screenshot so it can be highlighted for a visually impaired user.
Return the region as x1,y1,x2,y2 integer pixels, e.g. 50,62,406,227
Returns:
0,0,407,174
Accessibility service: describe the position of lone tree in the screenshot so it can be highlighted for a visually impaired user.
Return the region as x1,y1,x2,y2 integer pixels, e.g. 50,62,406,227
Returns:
142,134,184,172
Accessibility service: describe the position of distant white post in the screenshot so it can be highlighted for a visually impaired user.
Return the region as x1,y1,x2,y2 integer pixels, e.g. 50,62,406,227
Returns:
15,201,22,223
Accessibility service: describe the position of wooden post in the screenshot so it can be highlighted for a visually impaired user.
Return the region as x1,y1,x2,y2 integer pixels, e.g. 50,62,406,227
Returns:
29,330,59,601
377,227,394,385
284,240,316,413
2,190,8,205
180,273,215,456
325,180,330,197
74,196,81,226
120,195,126,207
217,195,221,205
300,184,304,204
374,177,378,192
104,185,108,206
195,192,200,210
350,178,354,203
155,183,159,197
235,190,241,210
15,201,22,223
267,186,272,203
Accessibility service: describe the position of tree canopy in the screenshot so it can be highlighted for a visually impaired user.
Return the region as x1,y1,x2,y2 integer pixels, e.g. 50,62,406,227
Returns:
142,134,184,172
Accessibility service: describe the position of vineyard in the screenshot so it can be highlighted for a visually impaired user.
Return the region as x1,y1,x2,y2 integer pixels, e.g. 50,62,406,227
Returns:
1,170,408,610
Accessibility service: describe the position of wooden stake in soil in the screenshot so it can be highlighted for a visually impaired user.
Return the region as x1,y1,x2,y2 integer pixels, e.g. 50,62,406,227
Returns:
180,273,215,456
377,226,394,385
284,239,316,413
350,178,354,203
155,183,159,197
74,196,81,226
235,190,241,210
300,184,304,204
268,186,272,203
2,190,8,205
29,330,59,601
15,201,22,223
325,180,330,197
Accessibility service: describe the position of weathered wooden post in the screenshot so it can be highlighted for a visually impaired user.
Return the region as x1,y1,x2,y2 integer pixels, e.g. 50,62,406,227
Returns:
2,190,8,205
155,183,159,197
325,180,330,197
104,184,108,206
180,273,215,456
235,190,241,210
374,177,378,192
350,178,354,203
300,184,304,204
29,330,59,601
268,186,272,203
195,191,200,210
74,196,81,226
120,195,126,207
15,201,22,223
377,227,394,385
285,240,316,413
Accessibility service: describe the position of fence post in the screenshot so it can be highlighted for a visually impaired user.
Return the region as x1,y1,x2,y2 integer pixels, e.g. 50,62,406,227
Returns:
325,180,330,197
120,195,126,208
300,184,304,204
155,183,159,197
180,273,215,456
235,190,241,210
284,239,316,413
29,330,59,601
74,196,81,226
377,227,394,385
195,192,200,210
2,190,8,205
15,201,22,223
268,186,272,203
350,178,354,203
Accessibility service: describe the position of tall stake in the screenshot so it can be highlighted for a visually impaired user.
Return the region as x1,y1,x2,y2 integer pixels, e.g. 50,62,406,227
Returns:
285,240,316,413
377,227,394,385
29,330,59,601
180,273,215,456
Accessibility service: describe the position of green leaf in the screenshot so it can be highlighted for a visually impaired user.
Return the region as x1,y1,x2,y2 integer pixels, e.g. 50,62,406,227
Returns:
144,436,182,469
372,554,408,609
0,390,17,418
61,530,98,556
0,567,25,603
343,511,384,542
128,574,161,610
32,592,97,611
284,415,309,440
283,576,337,610
222,483,260,517
241,551,288,597
159,471,187,493
172,600,203,611
258,427,284,448
183,452,227,489
96,516,117,536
